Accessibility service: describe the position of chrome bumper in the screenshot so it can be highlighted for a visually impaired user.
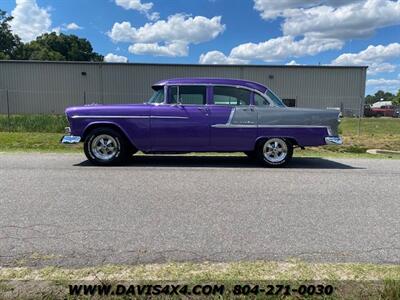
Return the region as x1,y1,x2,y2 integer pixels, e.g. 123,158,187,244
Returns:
325,136,343,145
61,127,81,144
61,135,81,144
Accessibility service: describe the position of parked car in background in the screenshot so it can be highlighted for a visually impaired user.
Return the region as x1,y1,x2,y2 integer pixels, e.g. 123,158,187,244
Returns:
394,108,400,118
61,78,342,167
366,101,396,117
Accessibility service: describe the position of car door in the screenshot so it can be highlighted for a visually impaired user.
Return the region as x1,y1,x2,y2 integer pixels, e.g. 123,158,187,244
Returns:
208,86,257,151
150,85,210,151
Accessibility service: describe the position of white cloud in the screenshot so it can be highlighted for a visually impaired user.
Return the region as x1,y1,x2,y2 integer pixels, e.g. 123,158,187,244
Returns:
104,53,129,63
230,35,343,62
332,43,400,74
216,0,400,64
199,51,249,64
129,42,188,57
253,0,362,20
367,78,400,93
367,78,400,86
10,0,52,42
66,22,83,30
281,0,400,40
286,60,301,65
199,35,343,64
108,14,225,57
115,0,159,21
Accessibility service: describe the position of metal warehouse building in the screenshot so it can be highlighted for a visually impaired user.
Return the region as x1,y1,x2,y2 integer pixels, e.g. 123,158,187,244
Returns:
0,61,367,115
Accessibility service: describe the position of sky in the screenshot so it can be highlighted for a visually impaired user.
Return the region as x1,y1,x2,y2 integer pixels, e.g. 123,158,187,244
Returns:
2,0,400,95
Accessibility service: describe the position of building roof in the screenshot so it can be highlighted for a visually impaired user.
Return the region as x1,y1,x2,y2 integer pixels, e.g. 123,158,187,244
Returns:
0,60,368,69
153,78,268,92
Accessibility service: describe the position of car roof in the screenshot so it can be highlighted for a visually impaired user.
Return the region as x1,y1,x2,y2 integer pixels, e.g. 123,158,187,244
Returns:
152,78,268,93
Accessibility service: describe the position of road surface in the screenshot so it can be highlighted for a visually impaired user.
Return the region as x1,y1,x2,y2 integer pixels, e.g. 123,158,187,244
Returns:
0,153,399,267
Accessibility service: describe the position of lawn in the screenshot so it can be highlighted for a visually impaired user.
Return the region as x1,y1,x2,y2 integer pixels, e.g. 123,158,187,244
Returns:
0,115,400,158
0,261,399,299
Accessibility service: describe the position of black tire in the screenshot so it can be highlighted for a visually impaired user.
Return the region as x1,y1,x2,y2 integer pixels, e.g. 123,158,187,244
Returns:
244,151,257,160
84,127,132,166
256,138,293,167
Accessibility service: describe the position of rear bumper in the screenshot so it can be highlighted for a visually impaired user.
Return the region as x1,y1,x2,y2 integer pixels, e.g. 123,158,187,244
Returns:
325,136,343,145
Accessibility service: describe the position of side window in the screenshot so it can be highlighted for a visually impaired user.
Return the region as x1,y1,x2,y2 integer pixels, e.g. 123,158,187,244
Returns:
213,86,251,106
254,93,270,106
169,86,206,105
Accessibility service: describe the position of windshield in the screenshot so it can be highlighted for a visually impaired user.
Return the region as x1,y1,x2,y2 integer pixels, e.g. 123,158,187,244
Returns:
147,88,164,104
265,90,286,107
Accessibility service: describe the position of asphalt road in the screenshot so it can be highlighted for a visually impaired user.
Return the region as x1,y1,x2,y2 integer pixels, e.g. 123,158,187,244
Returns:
0,153,399,267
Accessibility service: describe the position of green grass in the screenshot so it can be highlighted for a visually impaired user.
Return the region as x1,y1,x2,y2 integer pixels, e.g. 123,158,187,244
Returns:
0,132,82,152
0,115,400,157
0,114,68,133
0,261,399,299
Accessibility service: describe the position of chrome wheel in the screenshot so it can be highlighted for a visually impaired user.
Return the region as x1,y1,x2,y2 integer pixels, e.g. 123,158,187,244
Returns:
91,134,119,161
262,138,288,163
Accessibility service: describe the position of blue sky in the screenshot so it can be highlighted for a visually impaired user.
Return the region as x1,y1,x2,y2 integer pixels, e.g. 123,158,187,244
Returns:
2,0,400,95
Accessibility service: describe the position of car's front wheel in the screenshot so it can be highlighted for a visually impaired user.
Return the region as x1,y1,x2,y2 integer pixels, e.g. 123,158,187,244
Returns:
257,138,293,167
84,127,132,166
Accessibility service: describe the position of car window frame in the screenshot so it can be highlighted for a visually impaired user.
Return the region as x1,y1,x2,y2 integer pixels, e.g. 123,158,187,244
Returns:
212,85,254,107
166,85,208,106
253,90,272,107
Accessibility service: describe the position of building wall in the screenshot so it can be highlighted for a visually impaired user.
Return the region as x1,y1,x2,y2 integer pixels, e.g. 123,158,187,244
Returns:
0,61,367,115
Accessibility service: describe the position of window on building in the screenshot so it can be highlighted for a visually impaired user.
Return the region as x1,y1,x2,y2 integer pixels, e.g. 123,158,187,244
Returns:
283,99,296,107
213,86,251,105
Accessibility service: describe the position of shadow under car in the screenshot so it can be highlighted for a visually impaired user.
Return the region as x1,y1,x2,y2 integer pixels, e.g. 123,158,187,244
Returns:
75,155,361,170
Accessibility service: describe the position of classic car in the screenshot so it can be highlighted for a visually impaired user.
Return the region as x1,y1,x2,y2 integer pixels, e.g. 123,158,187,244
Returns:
61,78,342,167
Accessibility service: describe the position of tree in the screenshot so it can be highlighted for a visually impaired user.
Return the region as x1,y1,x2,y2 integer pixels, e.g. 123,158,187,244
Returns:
393,90,400,105
0,10,22,59
365,90,395,105
21,33,103,61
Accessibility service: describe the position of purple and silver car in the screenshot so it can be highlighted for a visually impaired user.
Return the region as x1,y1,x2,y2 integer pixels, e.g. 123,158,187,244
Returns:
61,78,342,167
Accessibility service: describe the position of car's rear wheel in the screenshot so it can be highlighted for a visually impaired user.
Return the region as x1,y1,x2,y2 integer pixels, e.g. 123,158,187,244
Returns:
84,127,131,166
256,138,293,167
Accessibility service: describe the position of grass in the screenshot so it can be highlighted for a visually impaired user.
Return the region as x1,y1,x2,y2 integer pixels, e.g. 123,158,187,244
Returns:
0,261,399,299
0,114,68,133
0,114,400,158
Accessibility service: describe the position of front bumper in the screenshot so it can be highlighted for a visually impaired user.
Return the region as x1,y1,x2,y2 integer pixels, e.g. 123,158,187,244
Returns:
61,127,81,144
61,135,81,144
325,136,343,145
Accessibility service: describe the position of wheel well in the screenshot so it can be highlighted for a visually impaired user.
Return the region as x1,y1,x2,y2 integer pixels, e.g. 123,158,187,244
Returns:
254,137,299,150
83,123,136,149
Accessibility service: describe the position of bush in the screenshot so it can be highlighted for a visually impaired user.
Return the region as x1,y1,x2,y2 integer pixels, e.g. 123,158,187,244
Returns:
0,114,68,133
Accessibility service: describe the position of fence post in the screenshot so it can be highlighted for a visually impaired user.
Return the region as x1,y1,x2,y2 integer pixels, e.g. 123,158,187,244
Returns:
6,89,10,132
357,95,363,136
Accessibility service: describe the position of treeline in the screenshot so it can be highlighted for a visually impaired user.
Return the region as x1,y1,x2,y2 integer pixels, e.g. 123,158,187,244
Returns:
366,90,400,105
0,10,103,62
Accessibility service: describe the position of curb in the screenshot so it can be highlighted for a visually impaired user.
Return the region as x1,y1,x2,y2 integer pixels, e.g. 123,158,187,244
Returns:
367,149,400,155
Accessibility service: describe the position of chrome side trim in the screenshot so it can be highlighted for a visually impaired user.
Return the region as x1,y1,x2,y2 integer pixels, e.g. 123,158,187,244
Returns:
71,115,188,120
258,125,329,129
212,124,330,129
212,124,257,128
71,115,149,119
150,116,189,119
